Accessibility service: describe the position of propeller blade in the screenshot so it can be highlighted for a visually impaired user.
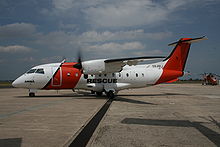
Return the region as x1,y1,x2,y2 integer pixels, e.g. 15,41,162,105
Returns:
73,51,83,69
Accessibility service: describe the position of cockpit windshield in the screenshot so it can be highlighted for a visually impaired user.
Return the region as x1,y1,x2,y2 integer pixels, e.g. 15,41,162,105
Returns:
26,69,36,74
36,68,44,74
26,68,45,74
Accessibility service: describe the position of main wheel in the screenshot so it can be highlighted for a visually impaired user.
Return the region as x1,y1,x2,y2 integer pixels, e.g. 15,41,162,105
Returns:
96,92,103,96
91,90,95,94
107,90,115,99
29,92,35,97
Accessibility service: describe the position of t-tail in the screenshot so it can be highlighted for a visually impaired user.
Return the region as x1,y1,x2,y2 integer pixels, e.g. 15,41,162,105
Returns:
155,36,207,84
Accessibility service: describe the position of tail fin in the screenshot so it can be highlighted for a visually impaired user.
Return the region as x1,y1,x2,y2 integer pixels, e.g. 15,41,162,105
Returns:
155,36,207,85
163,36,207,72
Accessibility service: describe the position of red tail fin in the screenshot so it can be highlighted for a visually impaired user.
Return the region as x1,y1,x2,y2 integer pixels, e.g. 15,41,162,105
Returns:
155,36,207,84
163,38,191,71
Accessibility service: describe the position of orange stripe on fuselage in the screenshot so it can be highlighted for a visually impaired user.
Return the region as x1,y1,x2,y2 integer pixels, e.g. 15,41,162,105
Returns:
44,62,82,89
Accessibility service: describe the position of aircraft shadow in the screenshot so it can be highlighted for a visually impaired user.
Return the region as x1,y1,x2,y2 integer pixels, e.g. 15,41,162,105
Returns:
121,117,220,146
0,138,22,147
15,92,94,98
199,116,220,129
118,92,190,97
15,91,186,105
15,93,155,105
114,97,156,105
16,91,188,99
73,96,155,105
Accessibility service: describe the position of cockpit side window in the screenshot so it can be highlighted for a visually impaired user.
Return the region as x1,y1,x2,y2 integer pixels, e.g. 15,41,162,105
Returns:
36,68,45,74
26,69,36,74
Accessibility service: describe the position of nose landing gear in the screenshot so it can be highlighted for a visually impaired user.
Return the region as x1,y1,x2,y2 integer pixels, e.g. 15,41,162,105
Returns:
29,92,35,97
28,89,37,97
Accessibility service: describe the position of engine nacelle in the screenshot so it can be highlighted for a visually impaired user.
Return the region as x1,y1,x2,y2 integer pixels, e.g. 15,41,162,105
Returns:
82,59,122,74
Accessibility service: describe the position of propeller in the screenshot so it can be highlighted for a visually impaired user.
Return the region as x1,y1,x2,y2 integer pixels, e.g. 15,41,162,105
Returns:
73,50,83,70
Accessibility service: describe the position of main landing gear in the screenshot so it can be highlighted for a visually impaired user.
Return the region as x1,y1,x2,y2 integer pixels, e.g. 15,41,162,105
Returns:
93,90,116,99
91,90,102,96
106,90,115,99
96,91,103,96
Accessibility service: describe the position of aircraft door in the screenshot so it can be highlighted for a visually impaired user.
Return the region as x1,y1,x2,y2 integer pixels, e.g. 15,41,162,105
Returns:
51,67,62,87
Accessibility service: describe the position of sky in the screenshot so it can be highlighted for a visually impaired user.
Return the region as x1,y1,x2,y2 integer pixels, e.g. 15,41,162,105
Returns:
0,0,220,80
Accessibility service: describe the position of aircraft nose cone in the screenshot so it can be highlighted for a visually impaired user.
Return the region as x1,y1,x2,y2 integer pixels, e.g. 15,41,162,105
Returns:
12,79,19,88
12,76,25,88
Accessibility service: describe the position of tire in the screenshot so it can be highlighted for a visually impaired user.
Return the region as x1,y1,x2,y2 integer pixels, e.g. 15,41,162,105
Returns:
96,92,103,96
107,90,115,99
91,90,95,94
29,92,35,97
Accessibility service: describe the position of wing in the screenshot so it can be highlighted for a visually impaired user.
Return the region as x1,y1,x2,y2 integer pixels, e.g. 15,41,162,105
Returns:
81,56,165,74
105,56,165,64
104,56,165,72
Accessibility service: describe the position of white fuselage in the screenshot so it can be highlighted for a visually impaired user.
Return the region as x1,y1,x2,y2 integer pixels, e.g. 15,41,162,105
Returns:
75,62,165,92
12,62,165,93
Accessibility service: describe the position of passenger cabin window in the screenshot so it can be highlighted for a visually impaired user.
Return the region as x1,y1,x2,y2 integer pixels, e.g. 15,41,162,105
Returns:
126,73,129,77
36,68,45,74
142,73,144,77
136,73,138,77
27,69,36,74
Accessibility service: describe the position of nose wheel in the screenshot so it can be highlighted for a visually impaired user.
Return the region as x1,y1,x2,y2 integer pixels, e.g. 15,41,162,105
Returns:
28,89,37,97
29,92,35,97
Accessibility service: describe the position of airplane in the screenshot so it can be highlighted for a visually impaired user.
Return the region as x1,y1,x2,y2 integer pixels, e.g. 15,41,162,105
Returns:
201,73,220,85
12,36,207,98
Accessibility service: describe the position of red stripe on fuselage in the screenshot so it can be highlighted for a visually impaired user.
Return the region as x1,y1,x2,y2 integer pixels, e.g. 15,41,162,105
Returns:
44,62,82,90
155,70,182,85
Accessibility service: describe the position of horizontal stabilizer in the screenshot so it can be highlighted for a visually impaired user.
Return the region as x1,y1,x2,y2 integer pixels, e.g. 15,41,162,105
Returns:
168,36,208,46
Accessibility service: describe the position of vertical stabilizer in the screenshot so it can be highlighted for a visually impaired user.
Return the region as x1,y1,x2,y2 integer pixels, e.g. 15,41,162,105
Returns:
155,36,207,84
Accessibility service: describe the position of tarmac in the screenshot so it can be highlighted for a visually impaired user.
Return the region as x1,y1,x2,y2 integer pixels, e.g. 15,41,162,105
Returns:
0,84,220,147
